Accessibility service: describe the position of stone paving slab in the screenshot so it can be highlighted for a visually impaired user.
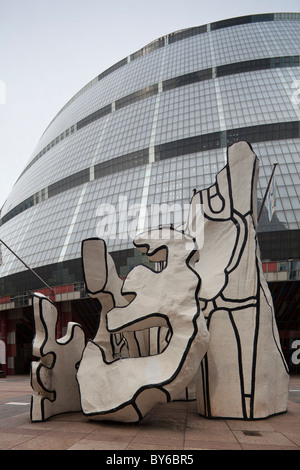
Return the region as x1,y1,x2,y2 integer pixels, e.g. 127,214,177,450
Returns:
0,375,299,452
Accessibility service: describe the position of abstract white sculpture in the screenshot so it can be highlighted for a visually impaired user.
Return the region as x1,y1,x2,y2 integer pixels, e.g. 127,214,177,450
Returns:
77,227,210,422
30,293,86,421
191,141,289,419
30,141,289,423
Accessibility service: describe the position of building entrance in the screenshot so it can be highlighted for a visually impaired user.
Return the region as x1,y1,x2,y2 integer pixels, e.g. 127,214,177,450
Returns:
15,312,34,374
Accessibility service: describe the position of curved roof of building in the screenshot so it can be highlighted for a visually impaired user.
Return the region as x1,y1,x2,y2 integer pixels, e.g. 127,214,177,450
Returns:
0,12,299,286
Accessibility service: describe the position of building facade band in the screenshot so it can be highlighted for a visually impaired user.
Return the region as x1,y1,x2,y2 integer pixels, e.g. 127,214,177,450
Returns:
0,12,299,374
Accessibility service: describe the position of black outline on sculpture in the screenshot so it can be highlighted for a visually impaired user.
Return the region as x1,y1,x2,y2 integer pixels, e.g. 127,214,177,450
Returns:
194,141,289,420
76,226,209,421
30,293,86,421
30,140,289,423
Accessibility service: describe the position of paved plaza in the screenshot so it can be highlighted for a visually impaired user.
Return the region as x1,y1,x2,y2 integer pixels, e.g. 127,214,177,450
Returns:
0,374,299,451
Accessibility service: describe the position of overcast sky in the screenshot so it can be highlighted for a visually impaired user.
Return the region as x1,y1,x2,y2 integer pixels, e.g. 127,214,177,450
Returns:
0,0,299,209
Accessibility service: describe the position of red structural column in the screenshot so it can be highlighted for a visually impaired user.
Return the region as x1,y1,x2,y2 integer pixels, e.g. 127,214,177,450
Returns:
62,302,72,336
63,311,72,325
0,313,7,375
57,303,62,339
7,319,16,375
50,302,72,339
56,303,72,338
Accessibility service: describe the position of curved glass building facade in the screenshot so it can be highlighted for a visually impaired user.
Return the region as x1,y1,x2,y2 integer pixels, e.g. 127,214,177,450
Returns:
0,13,299,374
